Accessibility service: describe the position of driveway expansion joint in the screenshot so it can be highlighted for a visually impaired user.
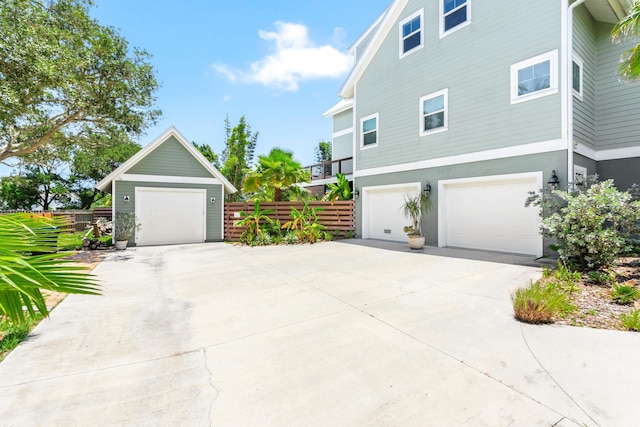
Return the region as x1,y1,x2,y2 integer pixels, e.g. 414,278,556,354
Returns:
202,348,219,427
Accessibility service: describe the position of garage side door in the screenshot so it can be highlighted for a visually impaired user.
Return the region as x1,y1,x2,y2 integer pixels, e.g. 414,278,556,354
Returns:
442,176,540,256
135,187,206,246
364,183,420,242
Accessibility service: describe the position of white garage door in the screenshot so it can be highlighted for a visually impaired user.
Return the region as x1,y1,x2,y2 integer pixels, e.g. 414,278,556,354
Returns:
363,183,421,242
135,187,206,246
440,174,541,256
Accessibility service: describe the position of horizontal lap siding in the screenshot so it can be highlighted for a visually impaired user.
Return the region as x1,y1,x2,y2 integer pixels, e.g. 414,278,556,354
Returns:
355,0,562,171
127,136,212,178
333,110,353,133
333,133,353,160
224,201,355,241
573,5,596,148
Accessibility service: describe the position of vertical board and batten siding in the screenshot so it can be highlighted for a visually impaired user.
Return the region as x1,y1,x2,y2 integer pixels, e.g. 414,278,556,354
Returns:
127,136,212,178
114,181,224,242
224,201,355,242
572,5,597,149
595,22,640,150
355,0,563,171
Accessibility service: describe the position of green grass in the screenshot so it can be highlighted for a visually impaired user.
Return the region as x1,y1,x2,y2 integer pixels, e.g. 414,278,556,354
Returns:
620,310,640,331
611,283,640,305
511,280,576,324
57,231,112,251
0,314,43,362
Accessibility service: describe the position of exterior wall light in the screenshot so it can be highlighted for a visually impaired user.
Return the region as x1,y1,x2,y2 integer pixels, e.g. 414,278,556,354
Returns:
424,182,432,196
210,197,216,204
123,195,130,203
353,189,360,200
548,170,560,190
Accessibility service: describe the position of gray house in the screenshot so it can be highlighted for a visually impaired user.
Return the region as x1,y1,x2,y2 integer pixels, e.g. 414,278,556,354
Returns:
96,127,236,246
323,0,640,256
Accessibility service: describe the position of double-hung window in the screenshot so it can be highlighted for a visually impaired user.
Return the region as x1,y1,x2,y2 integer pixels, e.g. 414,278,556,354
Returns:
420,89,448,136
510,50,558,104
361,113,379,148
440,0,470,36
399,10,423,57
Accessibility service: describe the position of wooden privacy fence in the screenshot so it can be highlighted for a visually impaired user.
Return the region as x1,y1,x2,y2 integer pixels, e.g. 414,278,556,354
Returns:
0,209,112,232
224,201,355,241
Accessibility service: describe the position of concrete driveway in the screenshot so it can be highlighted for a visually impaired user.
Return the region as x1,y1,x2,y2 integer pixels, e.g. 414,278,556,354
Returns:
1,241,639,426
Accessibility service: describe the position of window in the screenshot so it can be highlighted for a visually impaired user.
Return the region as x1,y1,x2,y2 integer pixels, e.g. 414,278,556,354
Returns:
572,54,584,100
399,10,423,57
419,89,448,136
510,50,558,104
574,165,587,187
440,0,470,36
361,113,378,148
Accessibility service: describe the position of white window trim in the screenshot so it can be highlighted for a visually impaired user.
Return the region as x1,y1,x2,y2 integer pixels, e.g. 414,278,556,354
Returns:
510,50,559,105
419,88,448,137
573,164,587,187
439,0,471,38
399,9,424,59
360,113,379,150
572,53,584,101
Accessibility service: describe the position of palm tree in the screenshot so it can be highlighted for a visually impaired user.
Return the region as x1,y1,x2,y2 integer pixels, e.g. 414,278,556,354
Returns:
612,1,640,81
0,214,100,323
243,148,311,201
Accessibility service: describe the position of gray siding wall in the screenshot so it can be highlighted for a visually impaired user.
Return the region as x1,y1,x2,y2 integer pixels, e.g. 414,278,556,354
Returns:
333,133,353,161
573,5,597,148
333,109,353,133
597,157,640,190
128,136,211,177
114,181,224,243
595,22,640,150
355,0,563,171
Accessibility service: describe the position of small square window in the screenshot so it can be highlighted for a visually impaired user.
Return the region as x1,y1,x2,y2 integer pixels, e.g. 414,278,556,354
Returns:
399,10,424,57
419,89,448,136
361,114,378,148
441,0,469,35
572,54,584,100
510,50,558,104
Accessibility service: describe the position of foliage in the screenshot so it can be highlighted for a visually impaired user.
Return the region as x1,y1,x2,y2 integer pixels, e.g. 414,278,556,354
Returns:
221,116,258,201
57,231,112,251
0,174,39,210
114,212,141,241
611,1,640,81
0,313,42,361
314,141,332,164
323,173,352,203
0,214,100,323
587,270,614,285
282,202,328,243
511,280,575,324
0,0,160,163
193,142,219,168
243,148,310,202
526,179,640,271
611,283,640,305
401,192,432,236
236,201,276,245
620,309,640,331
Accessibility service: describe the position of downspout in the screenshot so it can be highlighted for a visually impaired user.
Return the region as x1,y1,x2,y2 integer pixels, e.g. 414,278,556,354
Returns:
567,0,588,189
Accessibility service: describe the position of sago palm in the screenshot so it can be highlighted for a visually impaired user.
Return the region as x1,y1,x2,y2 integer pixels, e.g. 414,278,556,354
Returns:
243,148,310,201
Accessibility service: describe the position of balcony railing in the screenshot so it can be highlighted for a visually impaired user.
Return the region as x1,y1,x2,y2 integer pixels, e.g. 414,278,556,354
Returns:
305,157,353,181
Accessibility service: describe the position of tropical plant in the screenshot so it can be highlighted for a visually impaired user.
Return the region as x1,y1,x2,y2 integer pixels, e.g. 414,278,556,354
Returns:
114,212,141,242
611,283,640,305
282,202,328,243
611,1,640,81
0,214,100,323
511,281,575,324
323,173,352,203
401,192,432,236
620,309,640,331
236,201,275,244
243,148,311,202
221,116,259,201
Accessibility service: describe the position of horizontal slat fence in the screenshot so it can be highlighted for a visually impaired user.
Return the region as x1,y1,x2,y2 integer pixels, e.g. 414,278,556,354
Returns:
224,201,354,242
0,210,102,232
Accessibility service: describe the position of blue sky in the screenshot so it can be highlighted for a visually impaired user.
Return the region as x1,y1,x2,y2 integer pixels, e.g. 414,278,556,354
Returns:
90,0,391,166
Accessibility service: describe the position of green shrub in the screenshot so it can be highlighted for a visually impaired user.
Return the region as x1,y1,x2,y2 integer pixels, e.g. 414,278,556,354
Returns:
620,310,640,331
526,180,640,270
587,270,614,285
511,281,575,324
611,283,640,305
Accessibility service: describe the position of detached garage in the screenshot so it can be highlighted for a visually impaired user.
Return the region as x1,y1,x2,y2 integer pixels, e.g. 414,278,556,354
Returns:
96,127,237,246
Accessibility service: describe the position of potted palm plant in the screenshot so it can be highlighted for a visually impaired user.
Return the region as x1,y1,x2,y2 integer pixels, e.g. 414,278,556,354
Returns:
114,212,141,250
401,192,432,250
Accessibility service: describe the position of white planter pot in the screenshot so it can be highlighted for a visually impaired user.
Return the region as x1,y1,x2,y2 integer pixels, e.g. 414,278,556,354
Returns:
407,235,425,250
115,240,128,250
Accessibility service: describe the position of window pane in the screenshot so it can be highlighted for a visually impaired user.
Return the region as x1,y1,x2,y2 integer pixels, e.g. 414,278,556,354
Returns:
363,131,377,145
518,66,534,82
573,61,581,92
403,16,420,37
444,0,466,14
363,117,376,133
424,112,444,131
444,6,467,31
403,32,421,53
533,60,550,78
518,60,550,95
423,95,444,115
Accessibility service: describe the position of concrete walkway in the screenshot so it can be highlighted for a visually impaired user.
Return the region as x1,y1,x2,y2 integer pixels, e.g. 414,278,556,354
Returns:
1,241,639,426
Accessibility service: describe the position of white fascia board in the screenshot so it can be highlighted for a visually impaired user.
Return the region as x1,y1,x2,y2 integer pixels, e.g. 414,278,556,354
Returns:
322,99,354,118
576,143,640,161
355,139,565,178
339,0,409,99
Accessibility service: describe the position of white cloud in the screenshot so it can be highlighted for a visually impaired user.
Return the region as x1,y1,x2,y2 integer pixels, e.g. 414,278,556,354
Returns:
213,21,353,92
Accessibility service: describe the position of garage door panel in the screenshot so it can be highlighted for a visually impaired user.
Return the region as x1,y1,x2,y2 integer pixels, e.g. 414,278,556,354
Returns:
365,184,420,242
136,188,206,246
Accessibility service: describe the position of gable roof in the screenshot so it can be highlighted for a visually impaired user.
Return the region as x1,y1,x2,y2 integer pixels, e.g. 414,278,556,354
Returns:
96,126,237,194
